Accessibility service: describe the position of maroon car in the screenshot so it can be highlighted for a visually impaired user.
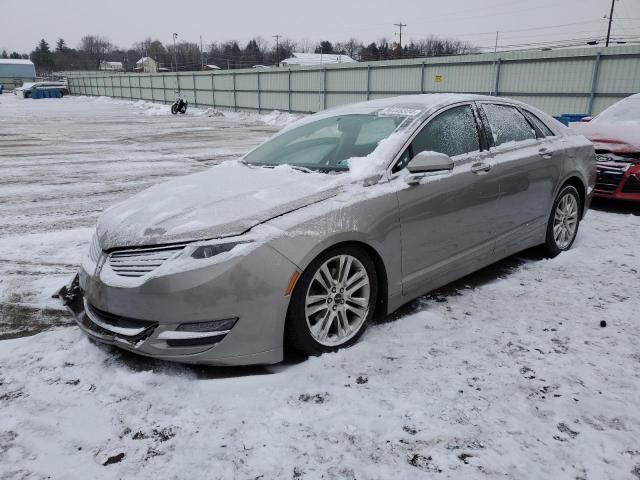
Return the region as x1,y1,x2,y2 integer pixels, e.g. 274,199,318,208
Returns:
571,94,640,202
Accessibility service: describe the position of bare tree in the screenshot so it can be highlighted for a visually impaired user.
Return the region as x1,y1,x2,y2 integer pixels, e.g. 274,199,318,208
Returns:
132,38,167,61
297,38,315,53
80,35,113,69
335,38,362,59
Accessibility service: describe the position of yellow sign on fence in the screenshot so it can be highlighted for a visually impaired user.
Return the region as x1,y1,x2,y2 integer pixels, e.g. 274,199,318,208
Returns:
434,75,443,83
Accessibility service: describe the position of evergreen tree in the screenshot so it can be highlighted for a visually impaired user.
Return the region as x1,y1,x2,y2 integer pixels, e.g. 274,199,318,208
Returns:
30,39,54,72
315,41,334,54
56,38,69,53
1,50,7,59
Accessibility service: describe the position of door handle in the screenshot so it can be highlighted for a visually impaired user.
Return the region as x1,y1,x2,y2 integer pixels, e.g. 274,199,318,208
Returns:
538,147,553,159
471,162,492,174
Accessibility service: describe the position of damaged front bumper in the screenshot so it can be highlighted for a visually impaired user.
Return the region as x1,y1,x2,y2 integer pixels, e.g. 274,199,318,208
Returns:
56,274,158,348
55,238,296,366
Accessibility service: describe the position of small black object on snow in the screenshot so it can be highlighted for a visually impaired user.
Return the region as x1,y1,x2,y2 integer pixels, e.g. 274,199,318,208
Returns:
600,320,607,328
103,452,125,466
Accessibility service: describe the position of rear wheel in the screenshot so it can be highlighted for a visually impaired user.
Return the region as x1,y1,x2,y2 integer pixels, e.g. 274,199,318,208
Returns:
286,245,377,355
179,103,187,114
171,103,179,114
544,185,581,257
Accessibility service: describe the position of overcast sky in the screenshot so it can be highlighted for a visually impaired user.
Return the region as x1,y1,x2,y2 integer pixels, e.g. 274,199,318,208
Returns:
1,0,639,53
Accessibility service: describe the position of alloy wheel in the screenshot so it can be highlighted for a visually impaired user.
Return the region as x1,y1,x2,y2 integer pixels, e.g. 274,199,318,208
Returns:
553,192,579,249
304,254,371,346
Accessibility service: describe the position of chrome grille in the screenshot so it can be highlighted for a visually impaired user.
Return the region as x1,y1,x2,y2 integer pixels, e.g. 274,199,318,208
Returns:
107,244,187,277
595,155,632,193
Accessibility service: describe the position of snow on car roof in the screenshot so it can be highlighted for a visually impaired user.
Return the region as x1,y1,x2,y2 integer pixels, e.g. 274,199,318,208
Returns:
321,93,520,116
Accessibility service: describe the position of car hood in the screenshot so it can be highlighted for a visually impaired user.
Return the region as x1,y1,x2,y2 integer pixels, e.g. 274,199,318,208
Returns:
96,162,342,250
570,122,640,153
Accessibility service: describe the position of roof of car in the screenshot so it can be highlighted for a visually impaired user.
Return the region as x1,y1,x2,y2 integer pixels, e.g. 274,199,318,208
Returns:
320,93,522,117
279,93,566,137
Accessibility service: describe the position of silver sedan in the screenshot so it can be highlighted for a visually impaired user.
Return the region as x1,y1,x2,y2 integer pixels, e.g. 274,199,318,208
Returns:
60,94,596,365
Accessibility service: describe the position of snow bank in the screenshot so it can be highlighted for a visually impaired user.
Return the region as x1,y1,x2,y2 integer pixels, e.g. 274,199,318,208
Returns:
76,96,303,126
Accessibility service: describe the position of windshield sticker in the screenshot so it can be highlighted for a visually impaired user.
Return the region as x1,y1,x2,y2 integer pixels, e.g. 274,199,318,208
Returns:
378,107,423,117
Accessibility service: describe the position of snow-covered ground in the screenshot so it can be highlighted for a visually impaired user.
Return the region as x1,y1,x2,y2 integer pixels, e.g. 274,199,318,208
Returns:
0,95,288,338
1,94,640,479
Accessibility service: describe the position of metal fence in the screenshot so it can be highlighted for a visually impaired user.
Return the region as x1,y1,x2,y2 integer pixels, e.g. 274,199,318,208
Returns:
66,45,640,117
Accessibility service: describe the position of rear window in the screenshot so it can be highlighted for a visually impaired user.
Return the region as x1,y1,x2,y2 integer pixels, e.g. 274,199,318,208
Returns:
482,104,536,147
522,110,554,137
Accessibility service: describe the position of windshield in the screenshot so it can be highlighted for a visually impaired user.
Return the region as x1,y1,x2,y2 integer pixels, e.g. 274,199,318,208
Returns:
594,96,640,124
243,113,407,171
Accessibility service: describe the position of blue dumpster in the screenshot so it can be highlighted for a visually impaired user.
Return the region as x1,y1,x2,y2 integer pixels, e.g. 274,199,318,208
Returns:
32,88,63,99
555,114,588,126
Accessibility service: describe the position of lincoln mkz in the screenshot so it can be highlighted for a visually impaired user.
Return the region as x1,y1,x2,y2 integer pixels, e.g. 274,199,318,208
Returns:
59,94,596,365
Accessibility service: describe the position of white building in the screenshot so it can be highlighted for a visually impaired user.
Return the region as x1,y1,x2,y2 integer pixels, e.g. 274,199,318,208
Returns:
0,59,36,89
135,57,158,73
99,61,124,72
280,52,356,66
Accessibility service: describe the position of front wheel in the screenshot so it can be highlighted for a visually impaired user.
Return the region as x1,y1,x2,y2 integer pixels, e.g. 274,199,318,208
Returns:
543,185,581,257
286,245,378,356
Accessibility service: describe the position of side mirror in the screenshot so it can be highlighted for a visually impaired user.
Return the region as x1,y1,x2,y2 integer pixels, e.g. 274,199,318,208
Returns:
405,151,453,184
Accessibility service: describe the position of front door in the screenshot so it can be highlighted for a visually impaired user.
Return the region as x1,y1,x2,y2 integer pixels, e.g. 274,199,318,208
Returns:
395,103,501,297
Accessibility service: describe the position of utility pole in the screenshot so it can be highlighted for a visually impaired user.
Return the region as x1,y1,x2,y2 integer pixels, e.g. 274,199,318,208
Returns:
200,35,204,71
490,31,499,95
172,33,178,72
605,0,616,47
394,22,407,56
272,34,281,66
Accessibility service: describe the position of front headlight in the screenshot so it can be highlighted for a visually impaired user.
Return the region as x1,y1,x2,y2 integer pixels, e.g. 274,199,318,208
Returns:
88,232,102,263
190,240,253,259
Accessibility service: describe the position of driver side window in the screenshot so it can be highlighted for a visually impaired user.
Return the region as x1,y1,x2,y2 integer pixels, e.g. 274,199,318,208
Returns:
394,104,480,172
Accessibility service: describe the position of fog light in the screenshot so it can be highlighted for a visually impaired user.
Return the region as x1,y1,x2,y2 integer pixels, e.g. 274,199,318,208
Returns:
176,318,238,333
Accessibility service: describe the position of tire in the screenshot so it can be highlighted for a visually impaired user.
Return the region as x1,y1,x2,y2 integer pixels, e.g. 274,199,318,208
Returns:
171,104,179,115
286,245,378,356
179,104,187,114
543,184,581,257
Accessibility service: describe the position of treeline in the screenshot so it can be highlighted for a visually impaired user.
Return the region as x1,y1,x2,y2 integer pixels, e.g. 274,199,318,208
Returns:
5,35,478,73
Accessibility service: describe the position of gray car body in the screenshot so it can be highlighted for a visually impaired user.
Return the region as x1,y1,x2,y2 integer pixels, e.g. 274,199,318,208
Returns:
70,94,596,365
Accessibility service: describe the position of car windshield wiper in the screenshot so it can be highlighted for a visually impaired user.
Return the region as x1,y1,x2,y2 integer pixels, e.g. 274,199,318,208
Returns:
243,162,347,174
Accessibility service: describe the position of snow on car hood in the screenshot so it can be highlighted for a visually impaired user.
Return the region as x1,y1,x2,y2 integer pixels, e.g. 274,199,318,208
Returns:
570,122,640,153
96,162,341,250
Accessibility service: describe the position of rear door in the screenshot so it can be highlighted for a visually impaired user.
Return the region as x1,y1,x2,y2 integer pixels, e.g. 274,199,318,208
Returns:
478,102,561,249
394,103,501,297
